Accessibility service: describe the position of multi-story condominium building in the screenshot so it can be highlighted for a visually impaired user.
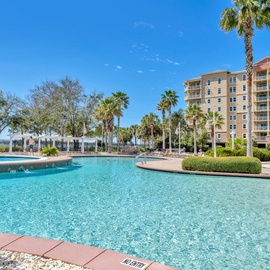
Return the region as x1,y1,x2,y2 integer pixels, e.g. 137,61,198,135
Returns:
184,56,270,148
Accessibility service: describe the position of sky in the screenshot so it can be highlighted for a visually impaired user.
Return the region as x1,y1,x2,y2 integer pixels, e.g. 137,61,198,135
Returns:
0,0,269,138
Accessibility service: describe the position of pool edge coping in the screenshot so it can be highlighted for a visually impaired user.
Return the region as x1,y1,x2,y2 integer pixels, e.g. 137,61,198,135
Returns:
0,233,178,270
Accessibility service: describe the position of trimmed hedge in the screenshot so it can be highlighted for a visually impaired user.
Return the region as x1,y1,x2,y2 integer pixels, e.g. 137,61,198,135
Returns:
182,156,261,174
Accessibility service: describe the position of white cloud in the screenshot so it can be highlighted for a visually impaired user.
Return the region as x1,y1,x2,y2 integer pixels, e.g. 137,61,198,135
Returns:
104,63,109,67
137,70,143,73
134,21,154,29
150,69,155,72
116,65,123,70
223,64,231,68
178,31,184,37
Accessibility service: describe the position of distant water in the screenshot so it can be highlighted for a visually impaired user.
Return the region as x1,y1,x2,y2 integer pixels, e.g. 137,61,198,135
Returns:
0,157,270,269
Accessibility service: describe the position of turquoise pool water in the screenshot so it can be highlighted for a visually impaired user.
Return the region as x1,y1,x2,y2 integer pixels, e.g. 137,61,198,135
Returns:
0,156,40,162
0,157,270,269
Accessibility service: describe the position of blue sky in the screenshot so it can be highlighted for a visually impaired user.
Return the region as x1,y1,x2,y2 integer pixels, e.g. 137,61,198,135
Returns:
0,0,269,138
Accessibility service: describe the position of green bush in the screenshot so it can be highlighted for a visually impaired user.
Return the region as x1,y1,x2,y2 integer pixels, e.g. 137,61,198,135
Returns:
87,146,96,152
182,156,261,174
0,146,9,152
140,147,146,152
41,146,59,156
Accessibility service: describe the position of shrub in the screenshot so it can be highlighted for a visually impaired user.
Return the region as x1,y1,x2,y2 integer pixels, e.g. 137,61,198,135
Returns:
140,147,146,152
87,146,96,152
182,156,261,174
41,146,59,156
0,146,9,152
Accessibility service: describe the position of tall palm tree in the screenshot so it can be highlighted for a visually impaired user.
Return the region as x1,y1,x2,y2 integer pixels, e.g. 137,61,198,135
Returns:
201,111,225,150
185,104,204,155
95,97,118,153
161,90,179,152
140,113,160,148
130,124,139,145
112,92,129,152
220,0,270,156
156,99,168,150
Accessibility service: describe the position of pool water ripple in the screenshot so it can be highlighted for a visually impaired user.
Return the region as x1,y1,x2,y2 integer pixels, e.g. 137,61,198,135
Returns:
0,157,270,269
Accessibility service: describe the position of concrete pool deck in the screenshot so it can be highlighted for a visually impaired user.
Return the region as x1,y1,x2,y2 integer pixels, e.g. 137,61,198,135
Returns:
135,156,270,179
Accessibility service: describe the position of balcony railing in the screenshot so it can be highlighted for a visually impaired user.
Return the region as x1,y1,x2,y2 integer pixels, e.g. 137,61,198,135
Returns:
254,75,267,81
254,116,268,121
256,96,267,101
255,136,267,141
187,85,201,90
255,106,268,111
256,86,267,91
254,126,268,131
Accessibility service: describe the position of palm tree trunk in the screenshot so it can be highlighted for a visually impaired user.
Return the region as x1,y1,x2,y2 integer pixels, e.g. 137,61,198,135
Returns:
162,110,165,150
169,109,172,153
117,117,120,152
244,19,254,157
193,127,197,155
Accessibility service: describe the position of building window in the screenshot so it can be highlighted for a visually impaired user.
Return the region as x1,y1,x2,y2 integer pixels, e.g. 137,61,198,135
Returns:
233,87,236,92
242,114,246,120
229,97,232,102
217,134,221,139
230,124,233,129
218,98,221,103
229,107,233,112
229,77,236,84
207,108,210,112
233,97,236,102
233,106,236,111
207,99,211,104
218,78,221,84
233,115,236,120
243,95,246,101
218,107,221,112
233,124,236,129
243,133,246,138
243,105,246,110
207,89,211,95
243,124,246,129
230,115,233,120
243,85,246,91
207,79,211,85
218,88,221,94
242,74,246,81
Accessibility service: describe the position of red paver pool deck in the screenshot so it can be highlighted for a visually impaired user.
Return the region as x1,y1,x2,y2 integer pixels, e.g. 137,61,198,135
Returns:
0,233,178,270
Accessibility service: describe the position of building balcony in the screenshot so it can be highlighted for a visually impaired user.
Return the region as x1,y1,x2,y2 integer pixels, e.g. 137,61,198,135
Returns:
254,136,267,141
255,96,268,101
184,94,201,101
254,75,267,81
255,106,268,111
254,126,268,131
254,116,268,121
187,85,201,91
256,86,268,91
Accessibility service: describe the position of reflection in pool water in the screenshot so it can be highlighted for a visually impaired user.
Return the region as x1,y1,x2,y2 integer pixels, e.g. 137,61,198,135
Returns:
0,157,270,269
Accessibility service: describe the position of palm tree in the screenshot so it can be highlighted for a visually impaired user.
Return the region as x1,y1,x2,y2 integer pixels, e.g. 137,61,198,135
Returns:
185,104,204,155
161,90,179,152
140,113,160,148
156,99,168,150
220,0,270,156
202,111,225,150
130,124,139,145
95,97,118,153
112,92,129,152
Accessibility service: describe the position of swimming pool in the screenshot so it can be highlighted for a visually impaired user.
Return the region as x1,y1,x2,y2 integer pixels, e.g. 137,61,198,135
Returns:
0,156,40,162
0,157,270,269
